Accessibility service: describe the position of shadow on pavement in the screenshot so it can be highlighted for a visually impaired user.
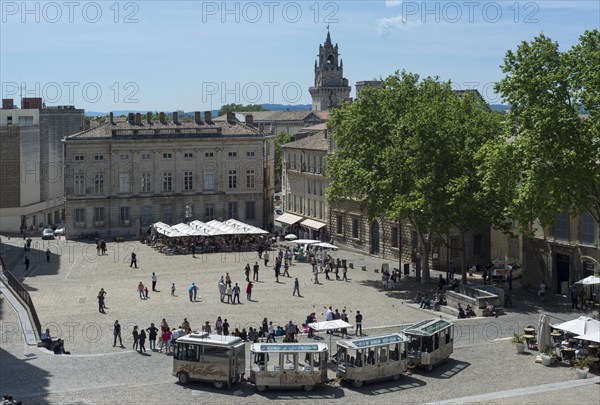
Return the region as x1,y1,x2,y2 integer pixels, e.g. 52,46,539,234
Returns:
0,347,51,404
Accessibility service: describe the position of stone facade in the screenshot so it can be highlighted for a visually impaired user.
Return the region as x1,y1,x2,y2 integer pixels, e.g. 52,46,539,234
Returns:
309,31,351,111
63,112,275,238
280,131,329,239
0,104,85,232
521,213,599,294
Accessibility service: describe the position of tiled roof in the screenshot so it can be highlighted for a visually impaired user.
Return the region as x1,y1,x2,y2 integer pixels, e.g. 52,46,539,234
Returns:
215,111,321,122
282,131,328,151
66,118,261,140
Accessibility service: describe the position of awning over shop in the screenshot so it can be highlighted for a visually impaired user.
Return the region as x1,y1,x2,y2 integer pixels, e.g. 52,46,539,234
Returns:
300,218,327,230
275,213,303,225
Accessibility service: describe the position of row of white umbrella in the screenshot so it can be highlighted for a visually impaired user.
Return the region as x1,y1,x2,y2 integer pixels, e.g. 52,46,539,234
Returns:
551,315,600,343
283,235,338,250
153,219,268,238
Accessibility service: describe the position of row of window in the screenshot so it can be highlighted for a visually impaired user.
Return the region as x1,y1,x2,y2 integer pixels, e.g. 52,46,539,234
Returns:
73,150,256,162
306,179,324,196
554,212,596,246
336,216,360,239
73,201,257,227
73,170,257,195
286,153,325,173
286,195,325,220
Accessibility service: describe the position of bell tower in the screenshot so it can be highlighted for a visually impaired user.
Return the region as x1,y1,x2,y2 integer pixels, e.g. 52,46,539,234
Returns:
309,28,351,111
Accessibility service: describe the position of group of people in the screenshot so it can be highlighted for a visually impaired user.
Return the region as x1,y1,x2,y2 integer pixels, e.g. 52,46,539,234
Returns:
217,274,249,303
414,292,447,311
40,328,70,355
568,283,592,310
456,303,477,319
95,239,107,255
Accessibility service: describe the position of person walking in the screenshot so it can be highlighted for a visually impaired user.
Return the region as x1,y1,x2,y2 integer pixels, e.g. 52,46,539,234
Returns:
218,276,226,302
245,263,251,282
283,259,290,277
113,320,123,347
151,272,158,291
313,265,319,284
144,286,149,299
274,263,280,283
341,309,349,338
246,281,253,301
507,269,513,290
226,283,233,304
138,329,147,353
146,323,158,351
342,264,348,281
132,326,139,350
538,280,546,302
355,310,363,336
137,282,145,299
215,316,223,335
181,317,191,333
253,262,259,281
130,252,138,268
46,248,51,263
225,272,232,288
171,283,176,296
223,319,230,336
97,288,106,313
293,278,301,297
188,282,196,302
232,283,241,304
100,240,107,255
24,256,30,272
264,251,270,268
160,328,172,353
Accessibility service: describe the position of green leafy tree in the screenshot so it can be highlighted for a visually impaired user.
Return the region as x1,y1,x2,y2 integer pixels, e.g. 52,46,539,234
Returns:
328,71,502,283
486,30,600,235
218,103,267,116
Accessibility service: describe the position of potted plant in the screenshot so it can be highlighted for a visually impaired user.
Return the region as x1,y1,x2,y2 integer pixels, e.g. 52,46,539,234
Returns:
512,333,525,354
540,347,556,366
573,357,590,379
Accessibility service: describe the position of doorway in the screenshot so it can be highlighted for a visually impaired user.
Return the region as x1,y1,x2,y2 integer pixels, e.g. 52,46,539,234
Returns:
556,254,570,294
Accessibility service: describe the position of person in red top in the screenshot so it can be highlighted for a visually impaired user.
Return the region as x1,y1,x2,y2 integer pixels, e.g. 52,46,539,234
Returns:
246,281,253,301
160,328,172,353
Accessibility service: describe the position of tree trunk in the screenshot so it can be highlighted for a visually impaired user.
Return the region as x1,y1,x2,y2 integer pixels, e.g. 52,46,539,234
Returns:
420,231,432,284
460,229,468,284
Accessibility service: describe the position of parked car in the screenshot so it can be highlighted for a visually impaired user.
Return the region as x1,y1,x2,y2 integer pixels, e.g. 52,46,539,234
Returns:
42,228,55,240
54,226,66,236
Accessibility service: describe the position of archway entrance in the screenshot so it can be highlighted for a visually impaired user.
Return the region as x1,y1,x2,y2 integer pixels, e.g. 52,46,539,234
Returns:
370,221,380,255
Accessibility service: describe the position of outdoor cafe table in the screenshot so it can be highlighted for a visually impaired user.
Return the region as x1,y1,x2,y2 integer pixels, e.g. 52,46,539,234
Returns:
523,334,536,349
524,327,536,335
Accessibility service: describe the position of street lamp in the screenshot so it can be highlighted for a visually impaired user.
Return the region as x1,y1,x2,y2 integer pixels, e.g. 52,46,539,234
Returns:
185,204,192,223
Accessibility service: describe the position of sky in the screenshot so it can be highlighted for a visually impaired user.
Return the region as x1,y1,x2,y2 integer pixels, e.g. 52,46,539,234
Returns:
1,0,598,112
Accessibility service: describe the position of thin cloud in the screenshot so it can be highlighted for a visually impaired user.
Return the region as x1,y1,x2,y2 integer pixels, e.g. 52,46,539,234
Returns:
385,0,403,7
377,15,420,36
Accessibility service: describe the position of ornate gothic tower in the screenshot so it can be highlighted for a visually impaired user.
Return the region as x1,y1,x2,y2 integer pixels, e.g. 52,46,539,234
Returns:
309,29,351,111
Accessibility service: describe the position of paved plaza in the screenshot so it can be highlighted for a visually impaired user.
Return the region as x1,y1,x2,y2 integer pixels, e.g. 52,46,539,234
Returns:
1,235,598,404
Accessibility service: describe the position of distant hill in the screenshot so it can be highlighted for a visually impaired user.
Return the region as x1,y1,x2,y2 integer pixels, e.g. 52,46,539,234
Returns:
490,104,510,112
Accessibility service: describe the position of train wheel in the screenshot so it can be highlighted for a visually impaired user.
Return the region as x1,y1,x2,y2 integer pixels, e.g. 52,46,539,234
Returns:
256,385,268,392
392,374,401,381
213,381,226,390
302,385,314,392
352,379,364,388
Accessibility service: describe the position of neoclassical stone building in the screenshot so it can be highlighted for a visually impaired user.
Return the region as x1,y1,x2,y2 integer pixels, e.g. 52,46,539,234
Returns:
63,111,275,238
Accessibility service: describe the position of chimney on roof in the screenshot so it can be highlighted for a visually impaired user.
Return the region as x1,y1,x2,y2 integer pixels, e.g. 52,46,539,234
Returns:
2,99,14,109
226,111,236,124
245,114,254,126
204,111,212,123
109,112,114,125
173,111,179,124
135,112,142,125
127,113,134,124
84,119,91,130
159,112,165,124
146,112,152,124
194,111,202,124
258,123,265,132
